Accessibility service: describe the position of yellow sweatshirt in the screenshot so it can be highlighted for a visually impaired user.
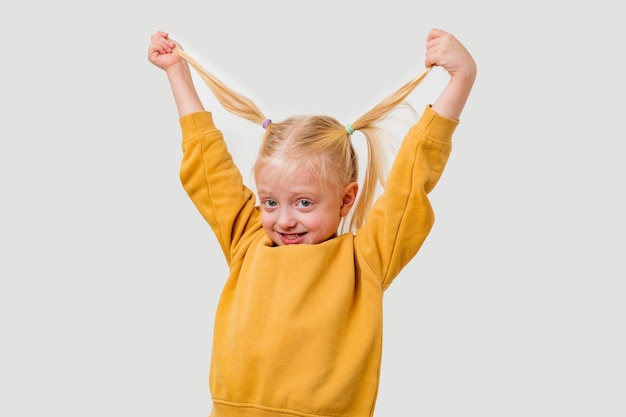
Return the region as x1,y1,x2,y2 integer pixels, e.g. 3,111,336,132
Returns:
179,105,457,417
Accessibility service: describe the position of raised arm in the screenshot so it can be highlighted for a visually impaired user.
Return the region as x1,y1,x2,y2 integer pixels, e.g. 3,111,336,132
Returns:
148,31,205,117
426,28,477,121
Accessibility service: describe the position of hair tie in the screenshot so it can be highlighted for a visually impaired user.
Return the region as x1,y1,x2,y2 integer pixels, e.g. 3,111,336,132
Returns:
345,124,355,135
262,119,272,129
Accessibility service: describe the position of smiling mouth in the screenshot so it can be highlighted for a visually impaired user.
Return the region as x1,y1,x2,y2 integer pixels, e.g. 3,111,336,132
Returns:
279,232,306,244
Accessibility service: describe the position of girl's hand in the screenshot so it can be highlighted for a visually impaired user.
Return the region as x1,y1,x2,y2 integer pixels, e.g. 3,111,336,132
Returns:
425,28,477,83
148,31,184,71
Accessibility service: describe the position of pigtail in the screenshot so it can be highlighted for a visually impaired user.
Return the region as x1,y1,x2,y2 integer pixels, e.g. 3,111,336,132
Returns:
351,67,431,131
347,67,432,232
173,46,268,126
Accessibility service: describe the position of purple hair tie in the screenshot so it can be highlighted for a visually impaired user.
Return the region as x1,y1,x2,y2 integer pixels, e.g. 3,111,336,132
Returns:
262,119,272,129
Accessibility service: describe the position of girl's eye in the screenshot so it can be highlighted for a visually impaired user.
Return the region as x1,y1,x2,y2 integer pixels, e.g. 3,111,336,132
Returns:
263,199,277,208
297,200,312,208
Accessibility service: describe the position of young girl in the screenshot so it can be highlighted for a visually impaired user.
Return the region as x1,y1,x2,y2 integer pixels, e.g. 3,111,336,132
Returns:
148,28,476,417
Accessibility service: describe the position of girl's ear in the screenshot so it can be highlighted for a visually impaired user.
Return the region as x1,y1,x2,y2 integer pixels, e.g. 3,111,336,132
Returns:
340,182,359,217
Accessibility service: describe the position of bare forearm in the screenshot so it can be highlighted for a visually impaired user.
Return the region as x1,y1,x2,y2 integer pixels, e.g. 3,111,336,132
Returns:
166,61,205,117
431,70,476,121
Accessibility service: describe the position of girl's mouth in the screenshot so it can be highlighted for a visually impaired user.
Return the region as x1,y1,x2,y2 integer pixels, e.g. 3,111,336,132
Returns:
279,232,306,244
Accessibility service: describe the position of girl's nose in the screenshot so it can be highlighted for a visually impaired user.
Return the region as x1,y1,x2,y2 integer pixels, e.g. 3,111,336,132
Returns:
277,208,297,229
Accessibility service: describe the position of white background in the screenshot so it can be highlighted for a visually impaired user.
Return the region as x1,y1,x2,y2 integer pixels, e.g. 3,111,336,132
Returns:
1,1,624,416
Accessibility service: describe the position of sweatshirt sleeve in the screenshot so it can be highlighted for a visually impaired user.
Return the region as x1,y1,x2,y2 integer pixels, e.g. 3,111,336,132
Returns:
178,111,261,264
355,105,458,290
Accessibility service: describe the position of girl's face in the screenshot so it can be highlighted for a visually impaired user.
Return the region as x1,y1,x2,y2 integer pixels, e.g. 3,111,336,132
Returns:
256,166,357,246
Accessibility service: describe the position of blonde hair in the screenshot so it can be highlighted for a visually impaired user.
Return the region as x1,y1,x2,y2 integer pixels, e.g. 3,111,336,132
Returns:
174,46,430,233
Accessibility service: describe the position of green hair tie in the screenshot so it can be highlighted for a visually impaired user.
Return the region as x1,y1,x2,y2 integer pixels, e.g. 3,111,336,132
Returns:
345,124,355,135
